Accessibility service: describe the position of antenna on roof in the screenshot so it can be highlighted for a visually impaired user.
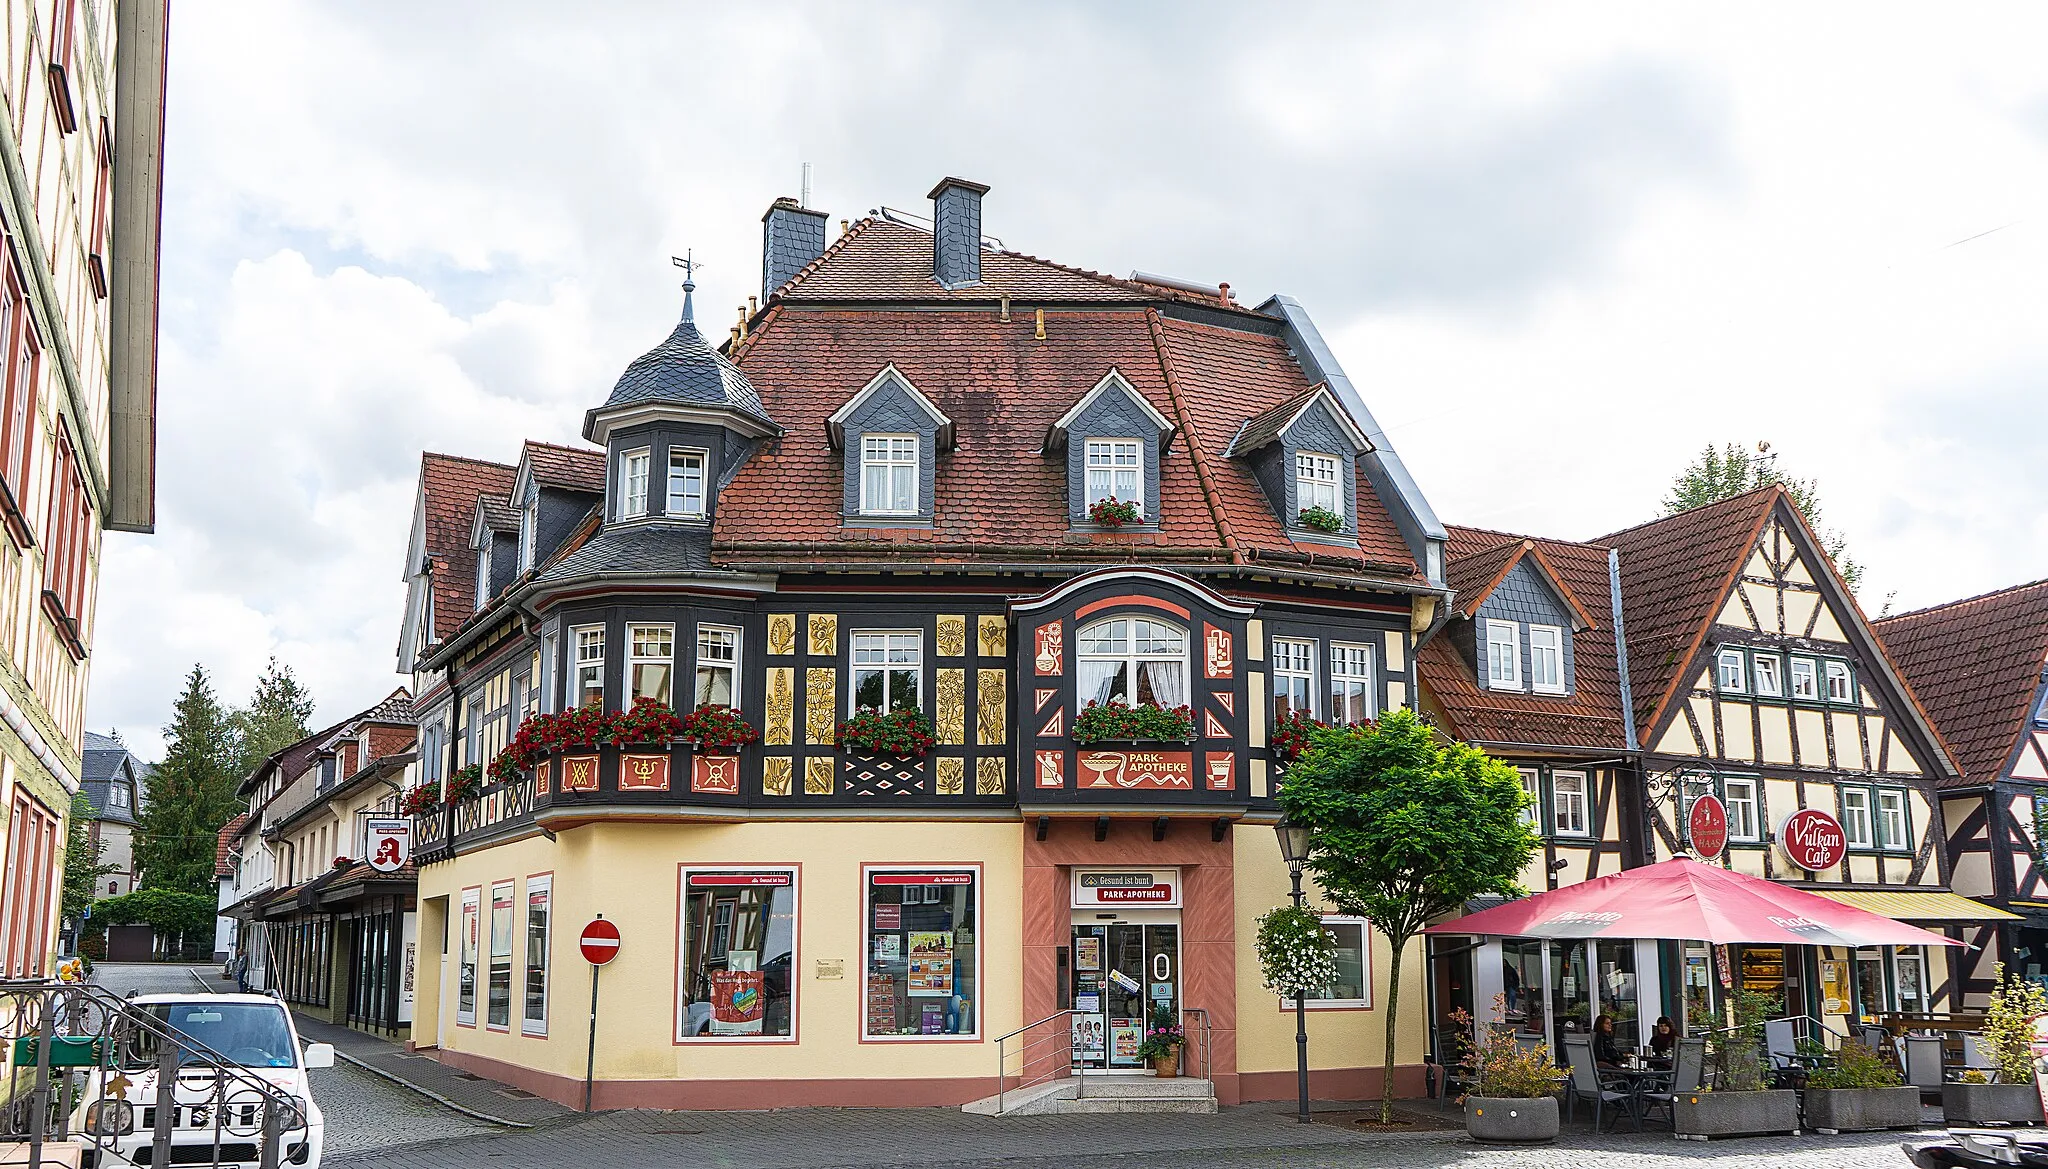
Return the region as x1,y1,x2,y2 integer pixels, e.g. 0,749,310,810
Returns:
672,251,700,323
801,162,812,209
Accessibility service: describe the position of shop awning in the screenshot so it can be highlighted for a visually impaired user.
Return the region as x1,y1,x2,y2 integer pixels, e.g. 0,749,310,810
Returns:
1810,889,2021,923
1424,857,1962,948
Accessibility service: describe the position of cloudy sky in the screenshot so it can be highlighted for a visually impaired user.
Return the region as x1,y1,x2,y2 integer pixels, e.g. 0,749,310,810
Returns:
86,1,2048,757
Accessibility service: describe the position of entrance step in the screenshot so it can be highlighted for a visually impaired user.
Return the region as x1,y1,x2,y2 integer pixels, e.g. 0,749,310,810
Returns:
963,1076,1217,1117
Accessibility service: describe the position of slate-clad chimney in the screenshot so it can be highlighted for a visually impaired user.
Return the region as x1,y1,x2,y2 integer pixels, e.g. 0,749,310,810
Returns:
761,197,829,302
928,177,989,288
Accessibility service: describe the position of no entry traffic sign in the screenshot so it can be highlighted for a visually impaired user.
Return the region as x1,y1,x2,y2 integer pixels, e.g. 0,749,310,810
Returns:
580,917,621,965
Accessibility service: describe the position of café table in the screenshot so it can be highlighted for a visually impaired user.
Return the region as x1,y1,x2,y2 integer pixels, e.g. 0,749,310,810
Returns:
1604,1064,1674,1132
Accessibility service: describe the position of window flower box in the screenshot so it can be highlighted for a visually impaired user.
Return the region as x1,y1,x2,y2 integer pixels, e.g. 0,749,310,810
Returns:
836,709,937,757
443,764,482,805
607,696,684,749
1271,711,1327,761
676,705,760,752
1087,497,1142,528
1071,699,1193,745
1296,504,1343,534
399,785,441,817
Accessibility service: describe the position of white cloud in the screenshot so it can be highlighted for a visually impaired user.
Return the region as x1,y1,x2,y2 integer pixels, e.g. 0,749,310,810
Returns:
88,0,2048,751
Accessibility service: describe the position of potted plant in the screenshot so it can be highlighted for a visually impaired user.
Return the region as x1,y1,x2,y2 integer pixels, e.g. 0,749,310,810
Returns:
836,709,938,757
1088,497,1142,528
1271,711,1327,762
1296,504,1343,534
676,704,761,752
1136,1007,1185,1078
443,763,482,805
1801,1038,1918,1133
1070,699,1194,745
1450,998,1568,1144
398,784,440,817
1946,964,2048,1125
1674,989,1801,1139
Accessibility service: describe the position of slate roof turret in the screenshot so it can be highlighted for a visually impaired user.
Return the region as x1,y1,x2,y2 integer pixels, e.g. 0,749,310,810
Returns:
584,280,774,440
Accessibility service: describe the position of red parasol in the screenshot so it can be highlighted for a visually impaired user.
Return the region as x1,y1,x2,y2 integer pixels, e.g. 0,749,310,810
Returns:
1424,857,1961,948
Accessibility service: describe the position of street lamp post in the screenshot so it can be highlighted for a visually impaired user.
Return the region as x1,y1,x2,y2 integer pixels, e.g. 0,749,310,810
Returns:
1275,818,1314,1125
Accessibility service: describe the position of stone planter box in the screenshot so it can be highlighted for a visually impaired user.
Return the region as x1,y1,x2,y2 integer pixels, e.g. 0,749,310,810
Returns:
1672,1089,1801,1140
1803,1086,1923,1133
1466,1095,1558,1144
1943,1082,2045,1126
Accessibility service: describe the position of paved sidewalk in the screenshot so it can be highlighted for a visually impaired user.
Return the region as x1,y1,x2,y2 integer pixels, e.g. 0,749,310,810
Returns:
286,1012,572,1127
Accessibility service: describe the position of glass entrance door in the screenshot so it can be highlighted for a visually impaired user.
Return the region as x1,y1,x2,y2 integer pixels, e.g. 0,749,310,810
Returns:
1070,920,1179,1070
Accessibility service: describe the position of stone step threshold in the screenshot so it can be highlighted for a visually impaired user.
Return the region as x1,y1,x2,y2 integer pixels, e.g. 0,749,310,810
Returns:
964,1075,1218,1117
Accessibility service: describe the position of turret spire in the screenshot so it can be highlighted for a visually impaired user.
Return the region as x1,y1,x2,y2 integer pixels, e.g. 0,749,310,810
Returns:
672,251,700,323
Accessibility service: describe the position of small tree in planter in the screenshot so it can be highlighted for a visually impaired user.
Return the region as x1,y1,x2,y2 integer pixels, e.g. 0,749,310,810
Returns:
836,709,938,757
1677,988,1801,1139
1451,997,1568,1144
1946,964,2048,1125
676,705,761,753
1802,1039,1917,1134
1071,699,1194,744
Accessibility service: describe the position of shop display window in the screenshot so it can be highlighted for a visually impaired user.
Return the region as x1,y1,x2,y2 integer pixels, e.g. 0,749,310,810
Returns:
457,888,479,1027
677,868,798,1041
864,867,978,1039
523,875,551,1036
487,881,514,1029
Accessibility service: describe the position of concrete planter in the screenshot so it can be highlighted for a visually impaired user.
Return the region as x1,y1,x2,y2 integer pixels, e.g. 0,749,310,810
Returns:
1943,1083,2045,1126
1465,1095,1559,1144
1672,1089,1801,1140
1803,1086,1923,1133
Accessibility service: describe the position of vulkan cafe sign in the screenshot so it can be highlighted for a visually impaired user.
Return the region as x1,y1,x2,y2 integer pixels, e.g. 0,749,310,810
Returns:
1779,807,1847,871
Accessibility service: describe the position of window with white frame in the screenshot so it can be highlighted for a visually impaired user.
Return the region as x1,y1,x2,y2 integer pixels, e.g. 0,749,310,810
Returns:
1272,638,1316,720
1841,787,1874,848
1328,643,1375,725
695,625,739,708
859,434,918,515
573,626,605,709
1304,916,1371,1007
1876,788,1908,850
1076,618,1188,708
1084,439,1141,512
1790,657,1819,701
1517,767,1541,830
539,632,558,714
667,449,706,518
520,499,537,571
522,876,551,1036
1752,654,1783,698
618,448,651,519
1529,625,1565,694
1723,777,1761,842
1295,451,1342,520
628,624,673,706
1718,648,1747,693
1552,771,1589,836
852,631,922,713
2036,689,2048,727
1825,660,1854,704
1485,619,1521,690
487,881,514,1029
457,888,480,1026
475,544,492,610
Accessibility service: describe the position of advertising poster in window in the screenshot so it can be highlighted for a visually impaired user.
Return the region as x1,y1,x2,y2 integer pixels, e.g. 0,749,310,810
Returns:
1820,960,1851,1015
1074,935,1101,972
710,961,766,1035
1109,1019,1143,1067
908,931,953,997
1071,1014,1104,1061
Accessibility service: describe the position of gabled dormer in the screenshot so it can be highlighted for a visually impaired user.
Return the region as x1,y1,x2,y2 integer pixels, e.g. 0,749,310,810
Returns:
1044,369,1174,528
1225,385,1372,543
583,276,779,533
827,365,953,526
1447,538,1596,698
470,493,519,610
511,441,604,575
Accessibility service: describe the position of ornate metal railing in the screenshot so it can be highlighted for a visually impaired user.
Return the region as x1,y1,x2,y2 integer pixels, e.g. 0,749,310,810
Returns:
0,979,311,1168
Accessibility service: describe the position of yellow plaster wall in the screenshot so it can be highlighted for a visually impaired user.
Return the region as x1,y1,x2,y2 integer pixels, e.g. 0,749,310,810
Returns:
1230,830,1425,1074
1719,700,1754,762
416,820,1023,1083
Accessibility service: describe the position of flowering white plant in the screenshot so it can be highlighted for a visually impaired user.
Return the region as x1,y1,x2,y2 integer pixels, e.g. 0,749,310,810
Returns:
1255,904,1338,997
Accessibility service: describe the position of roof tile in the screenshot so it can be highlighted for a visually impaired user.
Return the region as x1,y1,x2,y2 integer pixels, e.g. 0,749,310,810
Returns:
1876,579,2048,789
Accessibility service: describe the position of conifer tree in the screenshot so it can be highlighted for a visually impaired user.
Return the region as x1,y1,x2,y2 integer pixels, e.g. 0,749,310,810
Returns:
228,657,316,782
134,665,239,895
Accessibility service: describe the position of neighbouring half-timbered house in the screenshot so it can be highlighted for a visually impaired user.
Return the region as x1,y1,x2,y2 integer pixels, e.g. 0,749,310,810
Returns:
1414,527,1640,1059
1875,579,2048,1005
396,179,1457,1111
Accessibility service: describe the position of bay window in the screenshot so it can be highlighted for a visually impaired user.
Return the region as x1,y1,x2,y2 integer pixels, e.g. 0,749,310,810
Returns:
863,866,978,1038
572,626,605,709
1076,617,1187,708
628,624,674,706
694,625,740,708
677,868,798,1041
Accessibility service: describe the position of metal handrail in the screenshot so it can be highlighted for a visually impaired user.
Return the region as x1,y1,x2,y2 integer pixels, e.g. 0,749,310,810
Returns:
994,1009,1076,1115
1182,1007,1212,1084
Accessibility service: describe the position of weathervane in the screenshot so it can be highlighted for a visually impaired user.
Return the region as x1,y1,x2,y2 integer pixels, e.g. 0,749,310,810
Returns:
672,251,700,321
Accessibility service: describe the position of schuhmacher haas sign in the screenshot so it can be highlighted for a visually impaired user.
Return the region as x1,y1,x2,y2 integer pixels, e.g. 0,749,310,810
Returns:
1779,808,1848,871
1688,795,1728,861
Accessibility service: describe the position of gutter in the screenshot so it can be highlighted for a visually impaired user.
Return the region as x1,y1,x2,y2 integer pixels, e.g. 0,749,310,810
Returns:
0,687,77,793
1609,547,1639,752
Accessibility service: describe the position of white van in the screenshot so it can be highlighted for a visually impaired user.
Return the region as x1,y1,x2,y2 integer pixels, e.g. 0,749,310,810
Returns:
74,993,331,1168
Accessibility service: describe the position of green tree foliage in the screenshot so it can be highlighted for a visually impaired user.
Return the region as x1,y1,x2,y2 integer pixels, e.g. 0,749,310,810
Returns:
79,888,220,958
60,792,115,925
228,657,316,783
134,665,240,895
1660,442,1862,589
1277,708,1538,1124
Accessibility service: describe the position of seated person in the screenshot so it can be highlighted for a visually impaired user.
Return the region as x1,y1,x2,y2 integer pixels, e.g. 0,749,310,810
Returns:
1647,1015,1678,1068
1591,1013,1626,1068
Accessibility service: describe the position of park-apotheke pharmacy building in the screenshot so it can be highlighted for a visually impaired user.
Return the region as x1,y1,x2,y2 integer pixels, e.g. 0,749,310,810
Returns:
396,179,1452,1109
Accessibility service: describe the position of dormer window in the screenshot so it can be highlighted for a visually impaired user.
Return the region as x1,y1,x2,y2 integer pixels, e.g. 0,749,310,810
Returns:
1484,619,1520,689
1085,439,1142,514
1295,452,1342,520
109,785,127,809
475,544,492,610
860,435,919,515
667,449,706,518
1529,625,1565,694
519,499,537,572
618,448,651,519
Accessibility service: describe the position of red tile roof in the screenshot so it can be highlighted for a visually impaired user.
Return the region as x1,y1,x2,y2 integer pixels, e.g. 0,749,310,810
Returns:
1600,487,1781,733
523,440,605,495
214,813,249,877
709,306,1415,578
777,218,1144,304
1876,579,2048,789
1417,526,1630,750
420,453,516,643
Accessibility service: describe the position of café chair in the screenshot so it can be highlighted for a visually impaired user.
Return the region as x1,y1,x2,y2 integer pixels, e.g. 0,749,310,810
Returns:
1639,1037,1706,1128
1563,1034,1634,1132
1904,1034,1946,1094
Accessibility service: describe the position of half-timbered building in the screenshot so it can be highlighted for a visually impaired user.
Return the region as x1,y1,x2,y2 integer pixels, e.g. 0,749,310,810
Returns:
1875,579,2048,1005
397,179,1455,1110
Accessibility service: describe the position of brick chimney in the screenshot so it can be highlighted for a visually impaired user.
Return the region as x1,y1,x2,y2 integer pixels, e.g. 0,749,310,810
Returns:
761,197,829,302
928,177,989,288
